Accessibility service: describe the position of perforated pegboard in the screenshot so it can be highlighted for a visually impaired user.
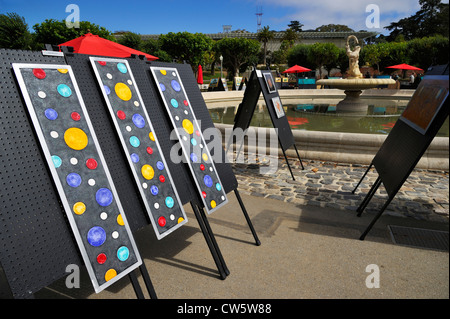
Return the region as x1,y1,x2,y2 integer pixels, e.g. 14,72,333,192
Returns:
0,49,81,298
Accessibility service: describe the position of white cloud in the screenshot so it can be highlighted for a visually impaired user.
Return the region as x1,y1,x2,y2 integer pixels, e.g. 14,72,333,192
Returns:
255,0,422,33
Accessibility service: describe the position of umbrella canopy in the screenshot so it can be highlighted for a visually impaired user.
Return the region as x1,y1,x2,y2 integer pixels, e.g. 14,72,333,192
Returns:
59,33,158,61
283,65,311,74
385,63,423,71
197,65,203,84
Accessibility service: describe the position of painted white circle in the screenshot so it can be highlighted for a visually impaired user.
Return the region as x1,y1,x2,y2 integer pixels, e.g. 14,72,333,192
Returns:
50,131,59,138
221,196,225,201
154,203,160,209
175,116,179,121
142,182,148,189
170,214,175,221
126,125,132,132
88,178,95,186
209,167,213,172
182,136,187,141
199,144,204,148
134,101,139,107
127,79,133,85
100,212,108,220
70,157,78,165
112,231,119,239
184,110,188,115
172,72,176,76
38,91,46,98
106,73,112,79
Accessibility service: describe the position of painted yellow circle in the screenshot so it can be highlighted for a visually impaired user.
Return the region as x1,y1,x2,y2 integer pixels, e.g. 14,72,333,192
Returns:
149,132,155,141
115,82,132,101
64,127,88,150
105,269,117,282
117,214,124,226
177,217,184,224
202,153,208,162
73,202,86,215
160,70,167,75
57,68,68,74
210,200,217,209
141,164,155,180
182,119,194,135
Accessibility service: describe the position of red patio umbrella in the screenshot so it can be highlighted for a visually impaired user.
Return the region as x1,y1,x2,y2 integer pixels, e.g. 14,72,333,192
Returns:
58,33,158,61
385,63,423,71
282,65,311,74
197,65,203,84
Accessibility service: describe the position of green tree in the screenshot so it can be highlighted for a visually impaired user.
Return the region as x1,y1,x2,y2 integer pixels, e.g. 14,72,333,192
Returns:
140,38,171,62
315,24,354,32
117,32,142,50
307,43,340,78
287,20,303,32
257,26,275,65
159,32,213,72
281,28,299,50
286,44,313,69
0,12,33,49
406,35,449,69
214,37,260,80
33,19,115,46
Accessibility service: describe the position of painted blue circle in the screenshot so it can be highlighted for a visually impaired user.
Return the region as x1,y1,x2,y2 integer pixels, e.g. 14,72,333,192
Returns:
117,63,127,73
117,246,130,261
190,153,198,163
216,183,222,191
132,113,145,128
190,138,197,146
87,226,106,247
66,173,81,187
156,161,164,171
104,85,111,95
170,98,178,108
130,153,140,163
45,108,58,120
96,188,113,207
57,84,72,97
204,175,213,188
51,155,62,168
171,79,181,92
150,185,159,196
165,196,174,208
129,136,140,147
159,83,166,91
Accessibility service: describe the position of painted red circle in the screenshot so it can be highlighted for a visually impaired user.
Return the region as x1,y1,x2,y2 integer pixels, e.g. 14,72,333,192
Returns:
117,110,126,120
183,100,189,106
97,253,107,264
147,147,153,155
33,68,46,79
86,158,98,170
98,61,106,66
158,216,166,227
71,112,81,121
195,130,201,136
200,164,205,171
159,175,165,183
202,191,207,198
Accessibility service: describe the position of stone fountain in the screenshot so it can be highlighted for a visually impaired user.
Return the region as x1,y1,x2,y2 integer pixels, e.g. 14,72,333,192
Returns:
317,35,395,113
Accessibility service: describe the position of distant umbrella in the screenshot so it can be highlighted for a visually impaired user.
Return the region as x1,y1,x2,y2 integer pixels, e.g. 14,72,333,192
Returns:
282,65,311,74
385,63,423,71
197,65,203,84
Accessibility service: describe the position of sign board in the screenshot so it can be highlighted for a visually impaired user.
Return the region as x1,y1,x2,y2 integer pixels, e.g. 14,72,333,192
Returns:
90,57,188,239
12,63,142,293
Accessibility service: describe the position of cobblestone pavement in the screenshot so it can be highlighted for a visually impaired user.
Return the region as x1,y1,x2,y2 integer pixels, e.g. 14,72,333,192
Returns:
232,156,449,223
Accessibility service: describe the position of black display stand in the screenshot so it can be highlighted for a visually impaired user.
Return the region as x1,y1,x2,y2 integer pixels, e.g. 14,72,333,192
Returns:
230,69,304,180
353,72,449,240
0,48,260,298
207,77,227,91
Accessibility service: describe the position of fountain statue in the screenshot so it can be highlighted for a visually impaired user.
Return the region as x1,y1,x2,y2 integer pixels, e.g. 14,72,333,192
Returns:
317,35,395,113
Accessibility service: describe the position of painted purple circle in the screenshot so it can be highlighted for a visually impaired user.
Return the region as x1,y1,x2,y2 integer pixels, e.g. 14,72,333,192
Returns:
190,153,198,163
150,185,158,195
96,188,113,207
159,83,166,91
66,173,82,187
171,80,181,92
104,85,111,95
132,113,145,128
130,153,139,163
44,108,58,120
204,175,213,188
156,161,164,170
87,226,106,247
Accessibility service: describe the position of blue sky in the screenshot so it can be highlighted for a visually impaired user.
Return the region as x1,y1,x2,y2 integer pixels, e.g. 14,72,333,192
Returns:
1,0,447,35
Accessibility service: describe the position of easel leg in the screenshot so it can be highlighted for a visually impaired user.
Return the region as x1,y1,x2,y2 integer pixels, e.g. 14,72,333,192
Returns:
281,145,295,181
293,144,304,170
234,189,261,246
198,205,230,276
139,264,157,299
128,270,145,299
356,177,381,217
352,163,373,194
190,202,227,280
359,196,394,240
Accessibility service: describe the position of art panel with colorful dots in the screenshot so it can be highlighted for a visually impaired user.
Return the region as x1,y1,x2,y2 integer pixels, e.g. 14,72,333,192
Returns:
90,58,187,239
12,63,142,293
150,67,228,214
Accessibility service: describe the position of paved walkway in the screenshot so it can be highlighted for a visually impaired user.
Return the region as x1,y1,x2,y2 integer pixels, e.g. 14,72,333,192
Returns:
232,156,449,223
